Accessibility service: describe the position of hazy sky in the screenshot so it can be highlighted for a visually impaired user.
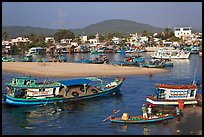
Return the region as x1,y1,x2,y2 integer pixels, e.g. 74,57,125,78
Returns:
2,2,202,30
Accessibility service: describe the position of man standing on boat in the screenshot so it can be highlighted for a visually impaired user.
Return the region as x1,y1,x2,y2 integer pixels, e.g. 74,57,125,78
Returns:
147,105,152,118
142,104,148,119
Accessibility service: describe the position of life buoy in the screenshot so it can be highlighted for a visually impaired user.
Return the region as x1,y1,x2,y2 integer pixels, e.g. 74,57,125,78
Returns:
91,89,98,94
72,92,79,97
80,86,85,92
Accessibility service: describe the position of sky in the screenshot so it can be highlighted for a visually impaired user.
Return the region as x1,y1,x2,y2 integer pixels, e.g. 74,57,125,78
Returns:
2,2,202,30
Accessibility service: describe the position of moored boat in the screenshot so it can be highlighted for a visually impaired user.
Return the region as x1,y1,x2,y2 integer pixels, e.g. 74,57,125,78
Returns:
112,55,144,66
109,113,173,124
2,76,125,106
2,56,15,62
151,48,190,59
80,55,108,64
146,83,198,106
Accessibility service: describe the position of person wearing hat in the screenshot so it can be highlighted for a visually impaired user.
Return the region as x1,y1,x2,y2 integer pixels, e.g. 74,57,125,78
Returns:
142,104,148,119
147,105,152,118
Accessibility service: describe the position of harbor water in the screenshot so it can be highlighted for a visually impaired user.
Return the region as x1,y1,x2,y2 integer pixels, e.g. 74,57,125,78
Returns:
2,53,202,135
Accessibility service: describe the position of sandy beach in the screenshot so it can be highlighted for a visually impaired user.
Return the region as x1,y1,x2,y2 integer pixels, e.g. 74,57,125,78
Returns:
2,62,168,77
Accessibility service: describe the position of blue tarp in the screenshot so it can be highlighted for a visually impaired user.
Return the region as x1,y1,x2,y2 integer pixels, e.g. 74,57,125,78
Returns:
58,78,93,86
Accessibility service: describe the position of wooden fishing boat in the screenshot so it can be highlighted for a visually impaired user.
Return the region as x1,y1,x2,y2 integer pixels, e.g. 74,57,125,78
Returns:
2,76,125,106
19,54,33,62
80,55,108,64
146,83,198,106
112,55,144,66
2,56,15,62
109,113,174,124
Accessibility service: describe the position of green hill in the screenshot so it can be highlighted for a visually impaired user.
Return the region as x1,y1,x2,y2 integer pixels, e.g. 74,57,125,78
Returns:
4,19,200,39
71,19,165,36
2,26,57,39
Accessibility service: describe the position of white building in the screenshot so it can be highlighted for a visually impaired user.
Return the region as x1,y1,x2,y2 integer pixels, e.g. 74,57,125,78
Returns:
10,37,31,45
45,37,55,43
79,35,88,43
60,39,72,44
174,27,192,38
112,37,120,44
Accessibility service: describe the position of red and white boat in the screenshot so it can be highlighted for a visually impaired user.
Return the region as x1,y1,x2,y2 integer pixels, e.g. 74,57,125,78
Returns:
146,84,198,106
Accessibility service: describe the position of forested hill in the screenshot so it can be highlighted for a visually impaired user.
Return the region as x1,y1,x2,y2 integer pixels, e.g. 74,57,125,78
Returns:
70,19,164,36
2,26,57,39
3,19,199,39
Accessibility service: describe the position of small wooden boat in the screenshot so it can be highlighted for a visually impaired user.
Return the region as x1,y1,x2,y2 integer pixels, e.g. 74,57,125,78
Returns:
109,113,174,124
2,56,15,62
2,76,125,106
146,83,198,106
80,55,108,64
19,54,33,62
112,55,144,66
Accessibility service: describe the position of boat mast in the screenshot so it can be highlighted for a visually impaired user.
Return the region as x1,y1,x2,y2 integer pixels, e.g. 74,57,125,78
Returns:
192,58,198,85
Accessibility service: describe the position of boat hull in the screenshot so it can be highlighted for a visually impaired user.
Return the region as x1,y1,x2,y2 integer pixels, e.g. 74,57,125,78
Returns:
110,114,173,124
146,96,198,106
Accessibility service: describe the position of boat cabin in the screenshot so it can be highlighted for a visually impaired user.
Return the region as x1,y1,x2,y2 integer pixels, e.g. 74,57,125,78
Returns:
6,77,61,99
155,84,197,100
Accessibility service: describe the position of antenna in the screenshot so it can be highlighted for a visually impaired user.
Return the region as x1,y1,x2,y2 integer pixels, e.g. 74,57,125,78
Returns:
192,57,198,85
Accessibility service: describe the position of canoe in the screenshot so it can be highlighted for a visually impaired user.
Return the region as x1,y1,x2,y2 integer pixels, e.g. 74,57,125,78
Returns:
110,113,174,124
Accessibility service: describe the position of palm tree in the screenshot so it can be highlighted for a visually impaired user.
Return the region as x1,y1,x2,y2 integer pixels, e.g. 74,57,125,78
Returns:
3,32,8,41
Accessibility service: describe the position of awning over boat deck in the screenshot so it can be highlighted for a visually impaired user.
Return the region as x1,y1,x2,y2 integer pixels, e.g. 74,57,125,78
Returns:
58,78,93,86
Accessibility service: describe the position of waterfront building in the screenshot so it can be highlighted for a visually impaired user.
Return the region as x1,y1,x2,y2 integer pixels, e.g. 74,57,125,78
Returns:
174,27,192,38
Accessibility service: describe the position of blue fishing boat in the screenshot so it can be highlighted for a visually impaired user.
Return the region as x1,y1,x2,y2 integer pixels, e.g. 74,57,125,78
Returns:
2,56,15,62
112,55,144,66
2,76,125,106
109,113,174,124
19,54,33,62
80,55,109,64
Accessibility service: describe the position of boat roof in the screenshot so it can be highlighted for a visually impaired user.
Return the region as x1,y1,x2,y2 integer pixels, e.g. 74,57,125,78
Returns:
12,77,36,80
156,84,197,89
58,78,93,86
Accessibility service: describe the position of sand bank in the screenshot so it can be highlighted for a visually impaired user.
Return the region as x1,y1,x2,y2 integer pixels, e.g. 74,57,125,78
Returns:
2,62,168,78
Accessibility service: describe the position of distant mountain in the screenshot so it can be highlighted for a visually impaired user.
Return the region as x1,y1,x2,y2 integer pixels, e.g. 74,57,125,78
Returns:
2,19,201,39
70,19,165,36
2,26,57,39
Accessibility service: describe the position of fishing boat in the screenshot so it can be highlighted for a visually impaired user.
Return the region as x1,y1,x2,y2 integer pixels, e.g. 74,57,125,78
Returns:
151,48,190,59
2,56,15,62
109,113,174,124
19,54,33,62
190,45,199,54
112,55,144,66
90,49,99,54
161,59,173,67
80,55,108,64
147,59,165,68
2,76,125,106
146,83,198,106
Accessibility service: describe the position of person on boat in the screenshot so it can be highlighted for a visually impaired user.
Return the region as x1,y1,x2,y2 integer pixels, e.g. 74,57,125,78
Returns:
26,80,30,85
142,104,148,119
114,76,120,83
175,107,181,123
147,105,152,118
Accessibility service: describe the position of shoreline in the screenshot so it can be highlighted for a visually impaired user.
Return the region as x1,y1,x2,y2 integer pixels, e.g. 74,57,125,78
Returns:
2,62,169,78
